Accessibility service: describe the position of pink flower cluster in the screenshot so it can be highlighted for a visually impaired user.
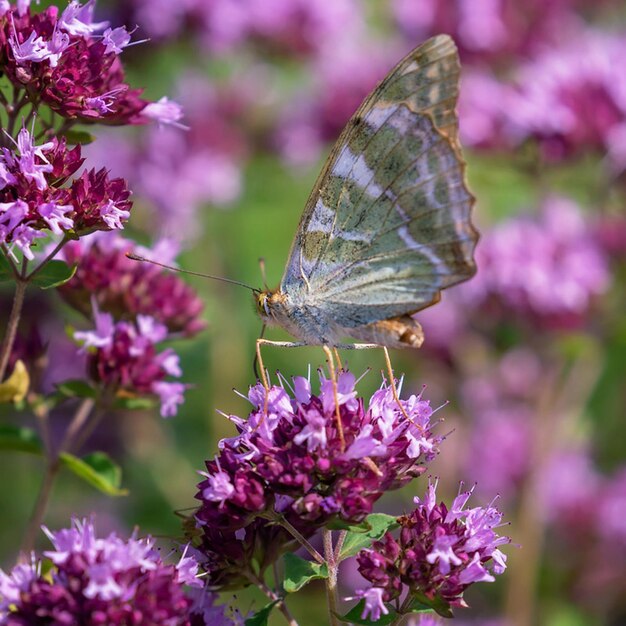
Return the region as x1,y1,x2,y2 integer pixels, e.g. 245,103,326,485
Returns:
74,303,186,417
0,0,182,126
195,371,442,532
457,30,626,170
466,196,610,327
0,518,239,625
356,481,508,620
0,127,130,259
60,233,205,336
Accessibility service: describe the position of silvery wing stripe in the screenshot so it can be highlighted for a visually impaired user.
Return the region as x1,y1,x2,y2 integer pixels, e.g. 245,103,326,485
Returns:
303,104,421,283
312,108,472,296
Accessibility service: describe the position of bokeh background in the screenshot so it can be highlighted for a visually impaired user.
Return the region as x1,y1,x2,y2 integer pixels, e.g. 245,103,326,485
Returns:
1,1,626,624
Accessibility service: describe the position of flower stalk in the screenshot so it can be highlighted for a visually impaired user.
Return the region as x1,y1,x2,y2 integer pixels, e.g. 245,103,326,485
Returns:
0,276,28,382
21,396,97,554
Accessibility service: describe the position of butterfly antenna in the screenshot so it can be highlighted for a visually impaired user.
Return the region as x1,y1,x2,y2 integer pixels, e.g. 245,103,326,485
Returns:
253,323,267,380
126,253,259,292
258,257,269,290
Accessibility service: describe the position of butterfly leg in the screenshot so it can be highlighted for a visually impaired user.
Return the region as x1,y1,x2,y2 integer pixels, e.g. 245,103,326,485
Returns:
332,347,344,371
334,343,415,427
322,345,346,452
255,338,307,423
255,338,307,390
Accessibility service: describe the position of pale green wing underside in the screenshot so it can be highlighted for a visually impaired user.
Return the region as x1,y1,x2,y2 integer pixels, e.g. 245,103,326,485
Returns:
280,35,478,328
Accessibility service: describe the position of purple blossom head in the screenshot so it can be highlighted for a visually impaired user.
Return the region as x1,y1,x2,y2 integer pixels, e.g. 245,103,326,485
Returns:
0,125,137,258
506,30,626,166
356,480,509,613
74,301,186,417
0,1,182,126
464,196,611,329
59,232,205,336
195,369,442,535
0,517,234,625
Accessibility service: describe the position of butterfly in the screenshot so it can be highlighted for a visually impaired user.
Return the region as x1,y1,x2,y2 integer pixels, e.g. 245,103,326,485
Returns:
255,35,478,357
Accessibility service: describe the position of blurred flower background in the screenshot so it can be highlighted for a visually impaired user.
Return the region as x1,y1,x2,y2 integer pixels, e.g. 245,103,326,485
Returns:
1,0,626,625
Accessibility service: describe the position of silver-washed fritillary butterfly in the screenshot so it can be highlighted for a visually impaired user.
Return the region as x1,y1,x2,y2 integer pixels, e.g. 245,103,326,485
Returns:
255,35,478,361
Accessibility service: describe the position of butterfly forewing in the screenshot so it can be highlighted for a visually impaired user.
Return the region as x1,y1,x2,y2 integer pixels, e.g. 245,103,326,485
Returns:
279,34,477,336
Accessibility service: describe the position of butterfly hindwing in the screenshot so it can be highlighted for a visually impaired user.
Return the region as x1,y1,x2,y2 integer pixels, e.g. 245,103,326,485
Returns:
280,35,477,333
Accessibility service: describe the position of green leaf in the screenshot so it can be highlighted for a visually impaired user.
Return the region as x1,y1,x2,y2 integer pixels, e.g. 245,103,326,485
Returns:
326,517,371,532
0,252,15,282
54,380,97,399
59,451,127,496
282,553,328,593
339,600,398,625
244,601,279,626
112,395,157,410
338,513,399,561
61,129,96,145
30,261,76,289
409,592,454,619
0,425,43,454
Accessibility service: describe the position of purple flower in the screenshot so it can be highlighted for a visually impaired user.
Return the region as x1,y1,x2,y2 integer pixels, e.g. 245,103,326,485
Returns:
59,233,205,336
9,28,49,63
132,0,365,58
391,0,587,62
99,198,130,229
15,127,54,190
346,587,389,622
37,201,73,234
0,3,180,127
463,196,611,328
10,222,45,259
195,369,442,533
58,0,108,36
0,517,230,625
153,381,186,418
142,96,186,129
102,25,136,54
73,300,114,349
506,30,626,164
0,127,137,258
356,480,509,611
73,307,186,416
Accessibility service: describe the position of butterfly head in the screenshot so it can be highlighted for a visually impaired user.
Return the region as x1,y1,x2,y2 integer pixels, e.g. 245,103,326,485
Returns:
255,289,287,323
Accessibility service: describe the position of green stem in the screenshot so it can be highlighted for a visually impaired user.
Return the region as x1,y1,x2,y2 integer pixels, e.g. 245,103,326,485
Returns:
0,278,27,382
20,459,60,554
245,569,299,626
26,235,68,281
266,511,324,564
388,594,414,626
324,530,341,626
20,397,95,554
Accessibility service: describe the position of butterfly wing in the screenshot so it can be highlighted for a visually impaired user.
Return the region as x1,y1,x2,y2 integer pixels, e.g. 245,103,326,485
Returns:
280,35,477,329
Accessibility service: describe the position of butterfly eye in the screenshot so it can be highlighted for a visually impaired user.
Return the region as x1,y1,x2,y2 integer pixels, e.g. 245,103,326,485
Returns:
256,292,270,318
